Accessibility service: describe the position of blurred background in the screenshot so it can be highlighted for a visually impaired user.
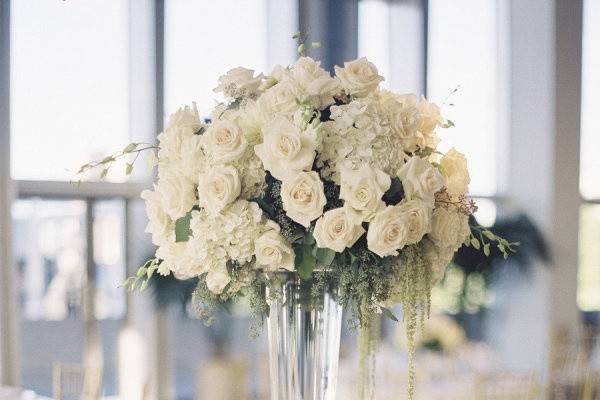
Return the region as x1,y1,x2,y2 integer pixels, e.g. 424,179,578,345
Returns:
0,0,598,399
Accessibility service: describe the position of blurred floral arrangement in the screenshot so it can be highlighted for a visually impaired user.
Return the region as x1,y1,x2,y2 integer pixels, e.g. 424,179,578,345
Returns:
437,213,548,316
79,40,517,398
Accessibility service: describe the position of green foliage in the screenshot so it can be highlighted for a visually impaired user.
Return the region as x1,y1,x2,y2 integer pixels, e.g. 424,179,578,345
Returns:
124,258,161,292
75,141,157,181
295,244,316,279
175,212,193,242
467,223,520,259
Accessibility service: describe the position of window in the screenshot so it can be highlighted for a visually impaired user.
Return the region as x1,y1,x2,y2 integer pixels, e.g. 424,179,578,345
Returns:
578,0,600,311
427,0,505,197
10,0,130,182
8,0,151,395
358,0,425,94
164,0,269,119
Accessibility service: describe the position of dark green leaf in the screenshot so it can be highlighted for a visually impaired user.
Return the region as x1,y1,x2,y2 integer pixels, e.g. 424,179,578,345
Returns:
381,307,399,322
315,247,336,266
175,212,193,242
295,244,316,279
382,178,404,205
304,230,316,246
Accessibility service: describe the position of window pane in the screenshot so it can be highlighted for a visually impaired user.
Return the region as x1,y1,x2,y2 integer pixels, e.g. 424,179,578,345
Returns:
427,0,502,196
165,0,269,119
358,0,424,94
580,0,600,199
13,199,87,320
10,0,130,181
358,0,391,88
94,200,126,319
578,204,600,311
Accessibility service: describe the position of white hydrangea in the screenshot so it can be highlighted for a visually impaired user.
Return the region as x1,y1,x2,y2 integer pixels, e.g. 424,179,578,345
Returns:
165,199,268,294
317,97,406,183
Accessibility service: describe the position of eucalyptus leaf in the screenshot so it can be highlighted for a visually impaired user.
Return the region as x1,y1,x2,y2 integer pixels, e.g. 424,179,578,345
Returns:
175,212,193,243
125,163,134,175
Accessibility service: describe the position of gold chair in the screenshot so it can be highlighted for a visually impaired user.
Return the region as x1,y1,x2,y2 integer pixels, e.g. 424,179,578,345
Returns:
474,371,542,400
52,362,102,400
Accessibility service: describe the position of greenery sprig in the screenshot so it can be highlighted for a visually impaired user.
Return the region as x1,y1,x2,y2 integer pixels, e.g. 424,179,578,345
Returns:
293,32,321,57
467,223,520,259
124,258,161,292
75,142,157,181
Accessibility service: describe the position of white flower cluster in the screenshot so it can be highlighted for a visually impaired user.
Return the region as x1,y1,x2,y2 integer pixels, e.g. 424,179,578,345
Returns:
141,56,474,295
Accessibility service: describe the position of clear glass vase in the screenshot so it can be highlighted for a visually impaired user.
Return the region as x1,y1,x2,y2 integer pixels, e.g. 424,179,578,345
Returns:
266,272,343,400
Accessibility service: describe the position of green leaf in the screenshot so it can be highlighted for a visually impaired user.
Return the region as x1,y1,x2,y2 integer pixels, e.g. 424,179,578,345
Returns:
482,230,496,240
315,247,336,266
295,244,316,279
100,168,109,179
292,32,301,39
381,307,399,322
483,243,491,256
444,119,455,128
123,143,137,153
471,238,481,250
304,230,316,246
101,156,115,164
175,212,193,242
125,163,134,175
311,41,321,49
297,43,305,56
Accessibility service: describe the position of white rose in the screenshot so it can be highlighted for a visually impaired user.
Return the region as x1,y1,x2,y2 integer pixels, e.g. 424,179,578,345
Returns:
280,171,326,227
398,156,444,204
257,81,303,118
429,207,470,251
254,116,317,181
156,171,197,220
214,67,263,99
340,164,391,222
141,188,173,246
198,165,241,214
205,264,231,294
202,120,248,164
164,103,202,134
417,98,444,135
335,57,384,97
440,148,470,197
423,238,455,285
254,230,295,271
313,207,365,252
395,199,432,244
367,205,410,257
291,57,339,107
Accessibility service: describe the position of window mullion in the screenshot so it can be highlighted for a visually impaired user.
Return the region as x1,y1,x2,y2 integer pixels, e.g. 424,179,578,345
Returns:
0,0,19,386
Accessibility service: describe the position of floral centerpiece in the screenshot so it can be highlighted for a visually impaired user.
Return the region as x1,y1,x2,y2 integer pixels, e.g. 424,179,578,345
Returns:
80,42,516,399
